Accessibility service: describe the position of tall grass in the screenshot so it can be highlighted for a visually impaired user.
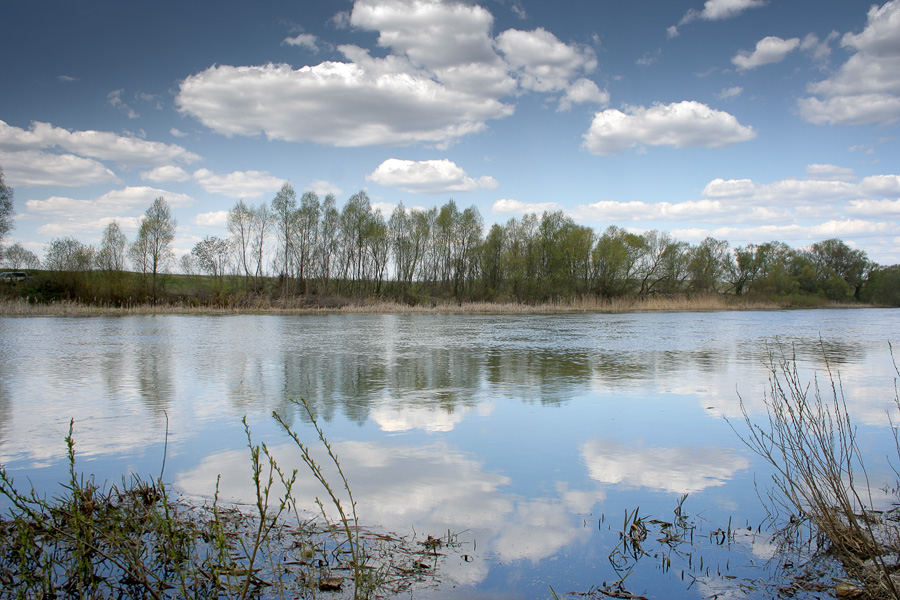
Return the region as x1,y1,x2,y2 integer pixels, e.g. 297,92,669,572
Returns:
732,344,900,598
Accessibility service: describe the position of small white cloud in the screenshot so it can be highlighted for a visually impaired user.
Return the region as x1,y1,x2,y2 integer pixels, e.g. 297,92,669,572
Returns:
367,158,497,194
571,199,724,222
283,33,318,52
670,0,766,37
805,163,856,181
107,89,139,119
195,210,230,227
58,75,78,83
169,128,188,138
557,78,609,112
732,36,800,70
370,201,397,216
192,168,285,199
717,86,743,100
582,101,756,156
800,31,838,65
491,198,561,215
140,165,191,183
306,180,343,197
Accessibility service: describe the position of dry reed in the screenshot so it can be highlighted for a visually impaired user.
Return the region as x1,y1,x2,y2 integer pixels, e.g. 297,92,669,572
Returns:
0,294,802,317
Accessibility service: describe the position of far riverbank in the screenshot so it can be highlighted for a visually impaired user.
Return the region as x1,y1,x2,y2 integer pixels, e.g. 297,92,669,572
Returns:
0,294,870,317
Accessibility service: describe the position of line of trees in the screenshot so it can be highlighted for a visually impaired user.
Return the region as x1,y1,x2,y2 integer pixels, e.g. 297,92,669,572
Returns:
2,181,899,306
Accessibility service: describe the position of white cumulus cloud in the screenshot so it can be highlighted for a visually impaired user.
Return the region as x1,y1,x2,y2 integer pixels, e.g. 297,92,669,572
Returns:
140,165,191,183
669,0,766,37
176,59,514,147
25,186,193,238
581,439,749,494
195,210,230,227
491,198,562,215
0,150,119,187
798,0,900,125
495,27,597,93
192,168,285,199
177,0,612,149
582,101,756,155
558,78,609,112
367,158,497,194
0,120,200,166
732,36,800,70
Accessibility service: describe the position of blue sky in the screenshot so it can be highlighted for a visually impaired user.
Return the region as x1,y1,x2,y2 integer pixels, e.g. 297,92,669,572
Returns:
1,0,899,265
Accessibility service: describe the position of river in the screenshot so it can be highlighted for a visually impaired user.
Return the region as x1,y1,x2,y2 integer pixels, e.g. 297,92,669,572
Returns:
1,308,898,598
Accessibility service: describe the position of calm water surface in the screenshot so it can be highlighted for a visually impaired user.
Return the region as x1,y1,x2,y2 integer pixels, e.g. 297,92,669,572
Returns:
1,308,898,598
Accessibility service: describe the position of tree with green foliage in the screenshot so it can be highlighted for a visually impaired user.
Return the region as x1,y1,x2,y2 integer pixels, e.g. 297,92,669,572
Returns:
592,225,645,298
296,191,321,293
96,221,128,271
191,235,232,287
339,190,373,294
129,197,176,300
228,200,255,280
453,206,483,298
503,214,541,301
480,223,506,299
861,265,900,306
316,194,339,294
636,230,678,296
808,238,870,299
0,166,14,257
367,209,390,295
688,237,730,293
271,182,297,292
726,244,761,295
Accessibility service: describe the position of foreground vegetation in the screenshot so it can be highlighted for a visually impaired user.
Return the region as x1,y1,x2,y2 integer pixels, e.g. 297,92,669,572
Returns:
733,346,900,599
0,402,453,600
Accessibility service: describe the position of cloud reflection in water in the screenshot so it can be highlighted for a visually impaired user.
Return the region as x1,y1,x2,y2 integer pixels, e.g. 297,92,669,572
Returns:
581,438,750,494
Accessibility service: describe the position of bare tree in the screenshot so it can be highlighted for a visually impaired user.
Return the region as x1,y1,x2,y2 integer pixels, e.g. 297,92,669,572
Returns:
3,242,40,269
178,253,196,275
228,200,255,280
44,237,93,271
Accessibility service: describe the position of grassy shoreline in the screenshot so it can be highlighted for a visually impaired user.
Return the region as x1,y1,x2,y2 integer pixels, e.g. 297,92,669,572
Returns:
0,294,871,317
